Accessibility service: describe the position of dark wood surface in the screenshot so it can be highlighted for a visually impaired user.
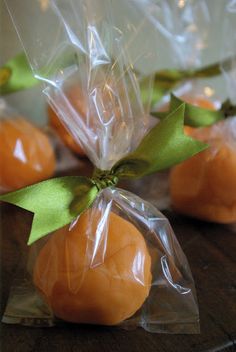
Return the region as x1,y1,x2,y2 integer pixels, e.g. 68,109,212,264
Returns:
1,162,236,352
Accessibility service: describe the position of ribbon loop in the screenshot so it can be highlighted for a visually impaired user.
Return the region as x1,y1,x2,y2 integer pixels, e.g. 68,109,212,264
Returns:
0,104,207,245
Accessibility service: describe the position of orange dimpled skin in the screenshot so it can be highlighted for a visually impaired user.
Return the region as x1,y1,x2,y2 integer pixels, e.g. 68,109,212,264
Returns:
170,123,236,223
0,118,55,192
34,210,152,325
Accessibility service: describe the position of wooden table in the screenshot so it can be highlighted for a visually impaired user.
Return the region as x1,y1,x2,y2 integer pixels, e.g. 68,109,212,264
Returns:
1,163,236,352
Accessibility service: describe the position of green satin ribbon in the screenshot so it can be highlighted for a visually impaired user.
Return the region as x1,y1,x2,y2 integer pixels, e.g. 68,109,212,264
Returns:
152,94,224,127
1,51,235,110
141,56,236,107
0,103,207,245
0,177,98,245
113,104,206,178
0,51,81,95
0,53,38,95
1,52,236,125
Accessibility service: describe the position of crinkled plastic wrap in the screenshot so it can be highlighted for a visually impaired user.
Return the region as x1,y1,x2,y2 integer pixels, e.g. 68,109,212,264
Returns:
168,1,236,224
0,98,55,193
136,0,236,212
4,0,199,333
140,0,232,109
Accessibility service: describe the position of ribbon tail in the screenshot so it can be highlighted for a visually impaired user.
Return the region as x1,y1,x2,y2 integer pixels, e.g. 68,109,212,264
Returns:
0,176,99,245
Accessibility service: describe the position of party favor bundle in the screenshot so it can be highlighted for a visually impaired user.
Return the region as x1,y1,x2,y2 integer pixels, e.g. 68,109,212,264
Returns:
138,0,236,224
160,0,236,224
1,0,209,333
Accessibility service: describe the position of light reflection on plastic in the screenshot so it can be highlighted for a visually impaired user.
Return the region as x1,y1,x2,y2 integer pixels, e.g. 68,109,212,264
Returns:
161,255,190,294
88,25,110,68
132,250,145,286
13,139,27,163
90,201,112,267
34,163,43,172
38,0,49,12
187,24,198,33
178,0,185,9
204,86,214,97
158,225,171,254
195,40,206,50
50,2,87,55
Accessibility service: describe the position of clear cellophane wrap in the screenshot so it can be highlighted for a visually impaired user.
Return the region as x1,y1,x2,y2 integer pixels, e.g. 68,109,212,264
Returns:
3,0,200,333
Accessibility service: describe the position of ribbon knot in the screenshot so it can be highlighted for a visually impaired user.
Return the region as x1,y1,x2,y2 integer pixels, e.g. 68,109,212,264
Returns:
91,169,119,191
0,104,208,245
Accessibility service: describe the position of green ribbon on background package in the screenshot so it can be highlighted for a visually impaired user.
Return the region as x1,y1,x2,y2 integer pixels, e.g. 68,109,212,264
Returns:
1,52,235,246
1,52,236,125
0,104,207,245
142,56,234,107
0,53,38,95
152,94,224,127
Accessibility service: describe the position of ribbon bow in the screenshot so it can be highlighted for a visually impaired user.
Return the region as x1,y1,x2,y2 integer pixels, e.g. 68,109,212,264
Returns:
0,104,207,245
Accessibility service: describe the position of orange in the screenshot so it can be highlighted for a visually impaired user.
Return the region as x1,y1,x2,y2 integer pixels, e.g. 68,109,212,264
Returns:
48,84,92,156
48,81,127,158
48,105,85,156
181,96,216,111
48,84,91,157
0,117,55,192
170,119,236,223
158,96,216,113
34,210,152,325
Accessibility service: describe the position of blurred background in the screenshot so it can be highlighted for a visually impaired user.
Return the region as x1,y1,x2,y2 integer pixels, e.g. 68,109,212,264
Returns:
1,1,46,124
2,0,236,126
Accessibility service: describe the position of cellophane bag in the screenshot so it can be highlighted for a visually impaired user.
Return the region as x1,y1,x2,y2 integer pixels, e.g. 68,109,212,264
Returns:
3,0,199,333
0,98,55,193
133,0,236,211
170,116,236,224
169,1,236,225
140,0,232,110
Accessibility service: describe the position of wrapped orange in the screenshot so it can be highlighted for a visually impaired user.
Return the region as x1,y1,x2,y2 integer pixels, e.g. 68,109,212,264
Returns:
48,82,128,158
34,209,152,325
170,117,236,223
48,84,88,156
1,0,205,333
48,106,86,157
0,117,55,192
